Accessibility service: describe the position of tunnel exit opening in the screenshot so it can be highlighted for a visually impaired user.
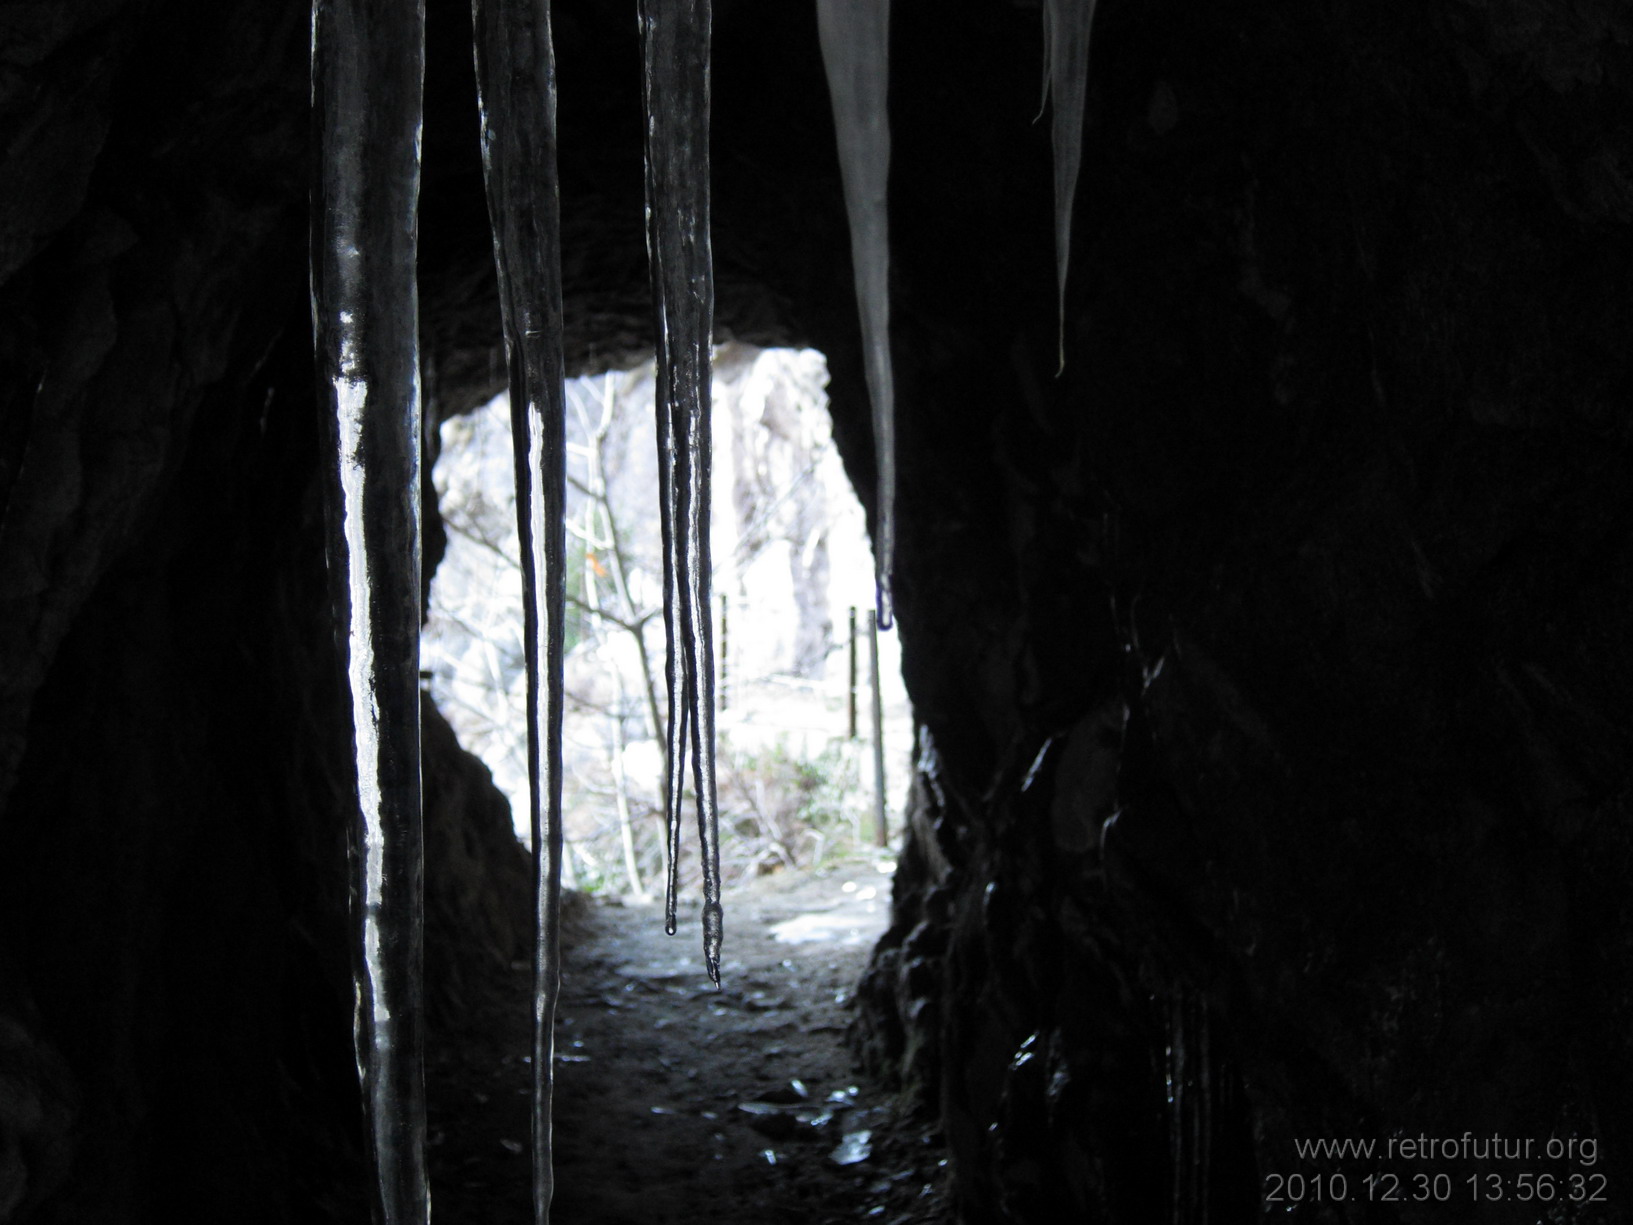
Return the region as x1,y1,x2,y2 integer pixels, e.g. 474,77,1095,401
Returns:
422,344,912,916
417,345,951,1224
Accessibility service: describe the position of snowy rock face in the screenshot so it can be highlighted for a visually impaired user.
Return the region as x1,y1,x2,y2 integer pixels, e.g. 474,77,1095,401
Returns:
713,346,860,685
1,0,1631,1222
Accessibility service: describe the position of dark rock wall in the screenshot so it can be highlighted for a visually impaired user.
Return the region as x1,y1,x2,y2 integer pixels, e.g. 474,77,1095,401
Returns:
847,1,1633,1222
0,2,530,1218
1,0,1630,1222
0,4,350,1216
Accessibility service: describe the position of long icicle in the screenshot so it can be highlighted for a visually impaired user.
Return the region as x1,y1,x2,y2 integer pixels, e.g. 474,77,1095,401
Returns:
682,320,722,985
1043,0,1099,370
644,6,690,945
470,0,568,1218
310,0,429,1221
815,0,895,628
639,0,722,984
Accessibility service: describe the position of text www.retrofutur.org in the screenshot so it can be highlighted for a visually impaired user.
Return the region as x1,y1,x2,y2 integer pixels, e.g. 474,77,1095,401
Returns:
1263,1132,1607,1207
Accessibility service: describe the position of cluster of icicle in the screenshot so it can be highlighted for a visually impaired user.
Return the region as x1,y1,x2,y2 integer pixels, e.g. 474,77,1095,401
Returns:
639,0,724,984
813,0,1101,620
309,0,1099,1219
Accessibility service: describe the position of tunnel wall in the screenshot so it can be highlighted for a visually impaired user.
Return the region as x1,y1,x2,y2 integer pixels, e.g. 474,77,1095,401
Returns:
0,2,535,1218
838,1,1633,1221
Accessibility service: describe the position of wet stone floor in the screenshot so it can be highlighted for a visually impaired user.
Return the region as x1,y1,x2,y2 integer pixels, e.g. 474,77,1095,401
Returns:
426,860,954,1224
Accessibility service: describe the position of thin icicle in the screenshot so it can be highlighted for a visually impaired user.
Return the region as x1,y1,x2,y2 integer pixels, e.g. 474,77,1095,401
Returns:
639,0,722,985
1163,988,1212,1225
471,0,568,1218
815,0,895,628
310,1,429,1222
683,361,723,982
1042,0,1099,370
1036,2,1052,121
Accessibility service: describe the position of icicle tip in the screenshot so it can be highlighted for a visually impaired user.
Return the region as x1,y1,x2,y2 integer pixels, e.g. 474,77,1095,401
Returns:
702,899,723,987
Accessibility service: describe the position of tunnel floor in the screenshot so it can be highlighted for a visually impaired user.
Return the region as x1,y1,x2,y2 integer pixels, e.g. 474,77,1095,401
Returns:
425,862,953,1224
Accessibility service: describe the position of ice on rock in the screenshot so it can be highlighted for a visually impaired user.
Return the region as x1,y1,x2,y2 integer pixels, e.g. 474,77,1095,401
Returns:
310,0,430,1221
815,0,896,627
639,0,724,986
471,0,569,1217
1042,0,1099,369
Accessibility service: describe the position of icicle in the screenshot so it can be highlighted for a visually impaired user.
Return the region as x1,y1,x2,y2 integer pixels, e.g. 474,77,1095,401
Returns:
815,0,895,627
310,1,429,1222
471,0,568,1218
639,0,723,985
1165,993,1185,1225
1196,997,1213,1225
1042,0,1098,370
1162,988,1212,1225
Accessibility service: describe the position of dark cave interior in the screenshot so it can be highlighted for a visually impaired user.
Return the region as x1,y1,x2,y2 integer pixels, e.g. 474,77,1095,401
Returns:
2,0,1631,1221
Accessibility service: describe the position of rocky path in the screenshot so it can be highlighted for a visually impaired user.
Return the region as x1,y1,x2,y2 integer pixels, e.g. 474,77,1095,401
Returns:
426,859,953,1224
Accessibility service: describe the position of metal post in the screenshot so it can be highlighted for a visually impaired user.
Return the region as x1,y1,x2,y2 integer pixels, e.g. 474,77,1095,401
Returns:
719,592,729,713
868,608,887,847
847,605,858,739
